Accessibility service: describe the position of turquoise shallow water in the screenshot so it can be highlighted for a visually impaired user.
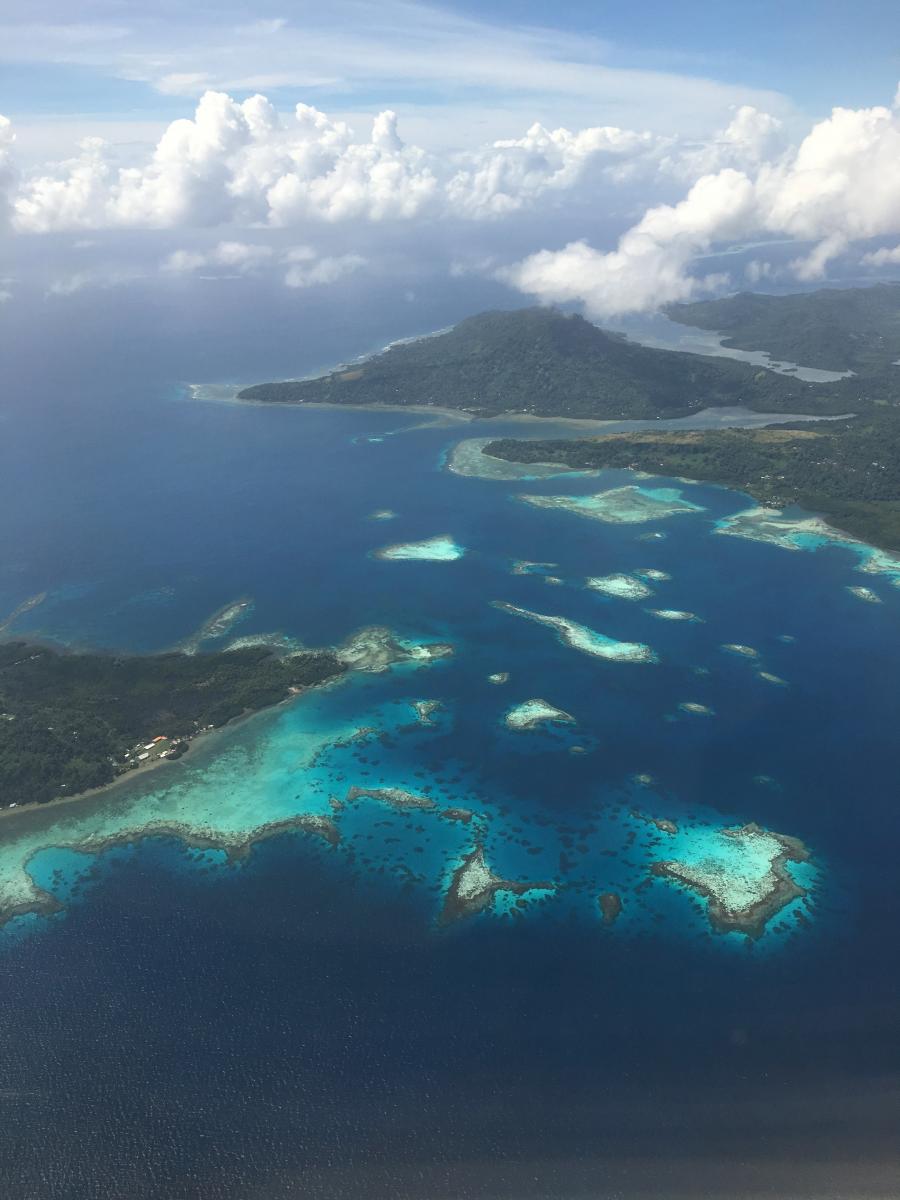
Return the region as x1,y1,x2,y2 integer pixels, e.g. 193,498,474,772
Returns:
1,374,899,1195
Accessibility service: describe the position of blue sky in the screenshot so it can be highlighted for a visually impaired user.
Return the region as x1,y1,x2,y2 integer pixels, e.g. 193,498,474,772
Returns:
2,0,899,131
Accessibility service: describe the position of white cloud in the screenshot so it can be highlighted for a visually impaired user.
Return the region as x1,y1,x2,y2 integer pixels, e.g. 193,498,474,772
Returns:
283,251,365,289
745,258,774,283
6,82,900,316
507,89,900,318
0,114,17,228
507,168,755,315
2,92,785,236
11,93,438,231
161,239,365,289
664,106,784,181
446,122,659,218
862,243,900,266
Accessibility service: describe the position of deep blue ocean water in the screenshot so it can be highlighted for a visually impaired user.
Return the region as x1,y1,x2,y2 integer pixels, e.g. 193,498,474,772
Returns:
1,328,900,1197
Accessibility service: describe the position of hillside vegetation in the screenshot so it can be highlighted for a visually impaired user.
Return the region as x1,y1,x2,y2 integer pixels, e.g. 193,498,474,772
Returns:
0,643,345,805
485,409,900,550
668,284,900,374
239,307,852,419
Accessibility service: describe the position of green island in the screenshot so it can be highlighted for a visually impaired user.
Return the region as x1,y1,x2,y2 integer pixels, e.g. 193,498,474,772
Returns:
668,283,900,374
238,306,855,419
238,289,900,548
0,641,346,806
483,411,900,550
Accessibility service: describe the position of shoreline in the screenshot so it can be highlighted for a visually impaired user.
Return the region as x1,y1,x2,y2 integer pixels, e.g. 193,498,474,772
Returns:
187,383,475,425
0,671,345,830
189,381,853,436
481,436,900,556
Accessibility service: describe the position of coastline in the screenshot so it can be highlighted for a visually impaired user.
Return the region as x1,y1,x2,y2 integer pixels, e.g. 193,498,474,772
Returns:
188,383,474,425
480,435,900,555
0,670,345,829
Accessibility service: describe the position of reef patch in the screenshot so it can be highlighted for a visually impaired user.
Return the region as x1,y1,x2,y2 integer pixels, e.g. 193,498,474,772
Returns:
492,601,657,663
518,485,705,525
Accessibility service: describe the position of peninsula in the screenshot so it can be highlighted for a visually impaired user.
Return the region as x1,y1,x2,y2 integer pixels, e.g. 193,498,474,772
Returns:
484,412,900,551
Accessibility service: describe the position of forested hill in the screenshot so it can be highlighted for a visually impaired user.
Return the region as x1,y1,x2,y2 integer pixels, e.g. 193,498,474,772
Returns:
668,284,900,374
0,643,345,806
238,307,851,420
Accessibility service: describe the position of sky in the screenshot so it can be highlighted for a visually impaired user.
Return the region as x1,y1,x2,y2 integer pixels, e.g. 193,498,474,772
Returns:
2,0,900,329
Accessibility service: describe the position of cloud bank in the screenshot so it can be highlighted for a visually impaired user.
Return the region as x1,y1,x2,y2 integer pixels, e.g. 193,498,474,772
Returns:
9,91,669,232
509,92,900,317
3,83,900,314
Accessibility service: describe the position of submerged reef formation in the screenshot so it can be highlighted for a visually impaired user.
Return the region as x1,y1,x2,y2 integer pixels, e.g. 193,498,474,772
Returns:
715,505,900,572
721,643,759,659
847,585,882,604
632,810,678,835
439,845,555,925
448,437,581,481
504,699,575,730
179,597,254,653
413,700,442,726
484,410,900,551
512,560,558,576
493,601,657,663
0,812,342,926
487,672,510,685
646,609,700,622
0,591,47,636
585,574,653,601
651,822,811,939
598,892,623,926
375,535,464,562
678,701,715,716
335,626,454,673
517,485,705,525
345,786,437,812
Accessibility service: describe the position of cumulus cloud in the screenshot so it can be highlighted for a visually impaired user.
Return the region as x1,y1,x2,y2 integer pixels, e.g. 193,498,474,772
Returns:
7,84,900,315
0,92,825,243
508,89,900,318
862,243,900,267
3,92,792,237
664,106,784,181
446,122,659,218
507,168,753,315
12,92,438,231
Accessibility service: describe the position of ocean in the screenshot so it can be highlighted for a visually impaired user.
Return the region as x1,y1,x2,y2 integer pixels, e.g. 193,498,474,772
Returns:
1,305,899,1198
